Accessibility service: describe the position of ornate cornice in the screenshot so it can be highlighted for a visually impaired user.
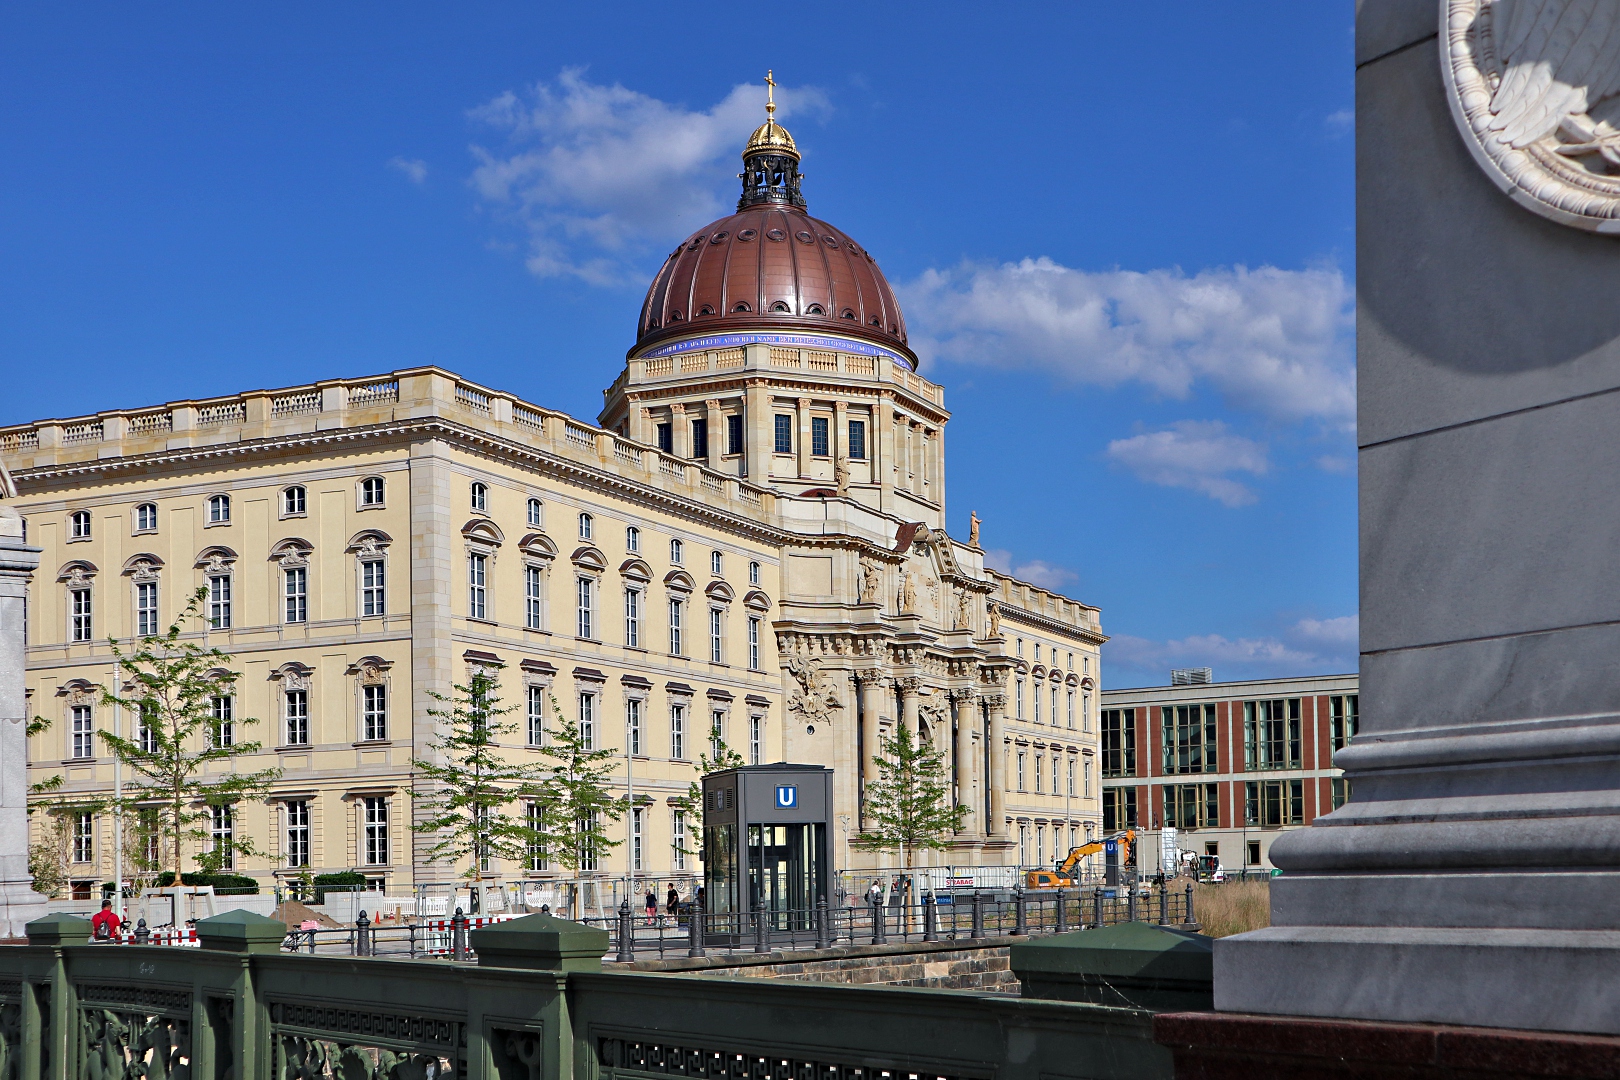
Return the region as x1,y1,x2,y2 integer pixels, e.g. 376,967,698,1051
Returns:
997,602,1108,646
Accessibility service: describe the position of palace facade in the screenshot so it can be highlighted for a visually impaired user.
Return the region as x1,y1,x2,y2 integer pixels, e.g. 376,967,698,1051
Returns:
1,95,1105,893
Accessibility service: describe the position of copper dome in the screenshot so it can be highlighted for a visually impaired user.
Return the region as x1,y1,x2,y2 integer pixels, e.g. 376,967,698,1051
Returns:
634,208,913,367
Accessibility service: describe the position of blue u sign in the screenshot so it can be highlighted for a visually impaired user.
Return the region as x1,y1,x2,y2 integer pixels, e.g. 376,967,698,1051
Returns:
775,785,798,809
1104,841,1118,855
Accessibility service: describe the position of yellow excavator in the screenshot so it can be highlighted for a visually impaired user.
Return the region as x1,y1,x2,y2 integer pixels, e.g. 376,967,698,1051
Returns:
1025,829,1135,889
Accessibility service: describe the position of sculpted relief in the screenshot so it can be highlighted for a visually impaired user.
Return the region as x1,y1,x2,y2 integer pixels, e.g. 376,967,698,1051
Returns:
787,656,844,727
1444,0,1620,231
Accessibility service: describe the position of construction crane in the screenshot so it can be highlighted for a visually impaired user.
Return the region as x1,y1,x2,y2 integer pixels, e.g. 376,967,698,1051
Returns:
1025,829,1135,890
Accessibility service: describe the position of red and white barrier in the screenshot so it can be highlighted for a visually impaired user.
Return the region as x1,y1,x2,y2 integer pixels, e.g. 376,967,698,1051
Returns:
111,925,199,947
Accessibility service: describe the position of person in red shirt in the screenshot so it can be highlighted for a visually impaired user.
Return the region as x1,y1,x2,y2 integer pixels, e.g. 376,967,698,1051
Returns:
90,899,121,942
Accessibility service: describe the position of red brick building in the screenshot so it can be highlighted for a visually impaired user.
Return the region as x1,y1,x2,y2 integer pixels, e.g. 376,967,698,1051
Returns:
1099,673,1357,872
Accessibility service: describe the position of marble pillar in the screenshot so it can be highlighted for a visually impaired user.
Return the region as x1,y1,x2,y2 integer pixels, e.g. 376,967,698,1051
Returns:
953,689,977,837
985,693,1007,839
856,670,886,827
1218,0,1620,1036
0,501,47,938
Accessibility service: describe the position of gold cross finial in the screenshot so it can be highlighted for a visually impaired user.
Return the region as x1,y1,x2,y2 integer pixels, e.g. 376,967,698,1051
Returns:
765,70,777,118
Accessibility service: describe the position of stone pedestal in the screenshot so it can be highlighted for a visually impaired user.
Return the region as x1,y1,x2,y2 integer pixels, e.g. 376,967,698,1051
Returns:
1217,0,1620,1036
0,501,47,939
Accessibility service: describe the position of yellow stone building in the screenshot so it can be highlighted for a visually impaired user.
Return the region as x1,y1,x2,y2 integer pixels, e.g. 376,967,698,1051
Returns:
0,104,1105,896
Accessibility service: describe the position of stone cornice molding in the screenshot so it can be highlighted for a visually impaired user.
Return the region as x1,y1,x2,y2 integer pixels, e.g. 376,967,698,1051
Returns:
997,603,1108,646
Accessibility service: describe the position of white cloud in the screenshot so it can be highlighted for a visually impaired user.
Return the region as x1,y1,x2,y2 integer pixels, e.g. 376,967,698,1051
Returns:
1105,614,1358,685
899,258,1355,425
1325,108,1354,136
1106,420,1269,506
468,69,828,285
1291,614,1359,647
982,549,1078,590
389,157,428,184
1314,454,1354,474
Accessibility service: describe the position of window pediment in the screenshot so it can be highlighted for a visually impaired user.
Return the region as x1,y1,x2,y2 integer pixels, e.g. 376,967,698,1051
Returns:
121,553,164,582
519,532,558,559
663,569,696,593
57,560,98,584
195,546,238,572
347,529,394,555
704,580,735,603
270,538,313,568
270,662,314,691
461,519,504,546
571,546,608,572
618,557,654,583
742,589,772,613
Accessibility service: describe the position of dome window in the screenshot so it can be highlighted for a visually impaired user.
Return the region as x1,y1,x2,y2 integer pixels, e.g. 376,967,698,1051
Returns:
870,316,882,326
770,301,791,313
821,235,840,248
795,230,814,244
688,237,704,250
732,302,752,313
841,309,856,320
806,304,825,316
669,311,683,322
709,232,729,244
738,229,757,241
699,305,715,317
766,229,786,241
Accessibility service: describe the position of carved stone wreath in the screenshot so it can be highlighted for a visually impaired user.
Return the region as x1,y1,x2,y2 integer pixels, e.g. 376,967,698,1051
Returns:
1443,0,1620,233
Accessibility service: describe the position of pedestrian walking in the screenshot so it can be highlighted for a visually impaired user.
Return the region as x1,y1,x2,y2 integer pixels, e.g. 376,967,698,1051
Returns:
666,884,679,917
644,889,658,925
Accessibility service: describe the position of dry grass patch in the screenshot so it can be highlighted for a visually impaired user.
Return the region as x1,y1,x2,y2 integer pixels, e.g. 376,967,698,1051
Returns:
1192,879,1270,937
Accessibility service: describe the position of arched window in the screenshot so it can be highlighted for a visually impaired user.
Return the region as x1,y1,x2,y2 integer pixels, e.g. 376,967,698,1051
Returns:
360,477,384,506
625,525,639,552
527,498,542,527
470,482,488,513
69,511,91,540
749,560,760,586
670,538,683,565
710,551,722,575
282,486,306,517
578,512,593,540
134,504,158,533
207,495,231,524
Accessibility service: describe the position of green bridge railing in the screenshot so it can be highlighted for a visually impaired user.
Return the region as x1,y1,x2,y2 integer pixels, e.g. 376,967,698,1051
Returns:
0,910,1172,1080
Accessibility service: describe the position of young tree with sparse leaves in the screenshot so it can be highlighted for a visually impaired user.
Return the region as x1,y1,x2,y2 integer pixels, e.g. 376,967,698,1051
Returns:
853,722,969,894
409,668,550,879
99,588,281,879
670,725,746,858
530,694,623,872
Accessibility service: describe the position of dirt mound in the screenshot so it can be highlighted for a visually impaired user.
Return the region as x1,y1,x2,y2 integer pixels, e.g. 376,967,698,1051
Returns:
272,900,341,928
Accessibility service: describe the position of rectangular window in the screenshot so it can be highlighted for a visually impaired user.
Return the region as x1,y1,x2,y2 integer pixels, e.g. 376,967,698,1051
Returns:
1083,758,1093,798
284,567,308,624
749,715,762,765
1102,786,1138,833
363,797,389,865
631,807,644,872
1016,677,1025,720
137,705,158,753
1034,682,1042,725
748,617,760,670
208,575,232,629
810,416,829,456
70,705,93,758
1101,708,1137,778
526,801,548,871
468,553,488,620
285,801,310,868
656,423,673,454
1331,777,1352,810
627,697,644,755
847,420,866,460
1017,751,1027,791
284,690,309,746
361,559,386,617
672,810,687,871
773,414,793,454
1330,694,1359,756
1052,687,1060,731
670,703,686,759
577,810,599,872
624,588,641,648
70,587,92,642
1161,703,1218,775
135,581,159,637
1246,779,1305,826
578,692,595,749
711,710,725,758
577,577,594,638
363,684,387,741
668,598,683,655
524,566,542,630
1163,783,1220,830
527,685,545,747
211,695,234,748
691,418,708,459
211,804,235,870
709,608,723,663
726,414,744,455
1066,690,1075,730
1244,698,1303,770
73,812,93,863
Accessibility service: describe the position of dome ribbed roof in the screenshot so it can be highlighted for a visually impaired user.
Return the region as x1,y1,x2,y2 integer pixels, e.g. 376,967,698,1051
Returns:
634,208,911,365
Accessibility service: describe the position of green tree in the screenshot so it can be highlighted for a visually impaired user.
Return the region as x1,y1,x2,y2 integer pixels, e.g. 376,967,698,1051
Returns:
670,725,746,857
530,694,623,872
409,668,549,879
99,587,281,879
852,723,969,886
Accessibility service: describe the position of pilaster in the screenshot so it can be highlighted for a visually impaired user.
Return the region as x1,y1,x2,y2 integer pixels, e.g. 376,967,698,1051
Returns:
0,505,47,937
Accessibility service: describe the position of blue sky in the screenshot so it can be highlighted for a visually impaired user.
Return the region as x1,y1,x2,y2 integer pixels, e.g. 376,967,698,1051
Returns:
0,3,1357,689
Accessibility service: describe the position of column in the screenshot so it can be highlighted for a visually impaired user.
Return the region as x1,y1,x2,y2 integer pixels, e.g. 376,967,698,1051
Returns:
743,379,770,481
898,677,920,739
985,692,1007,839
795,397,812,479
876,392,895,513
856,670,887,827
631,406,651,446
833,400,849,491
669,403,688,459
0,498,48,936
953,689,978,836
704,398,723,470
